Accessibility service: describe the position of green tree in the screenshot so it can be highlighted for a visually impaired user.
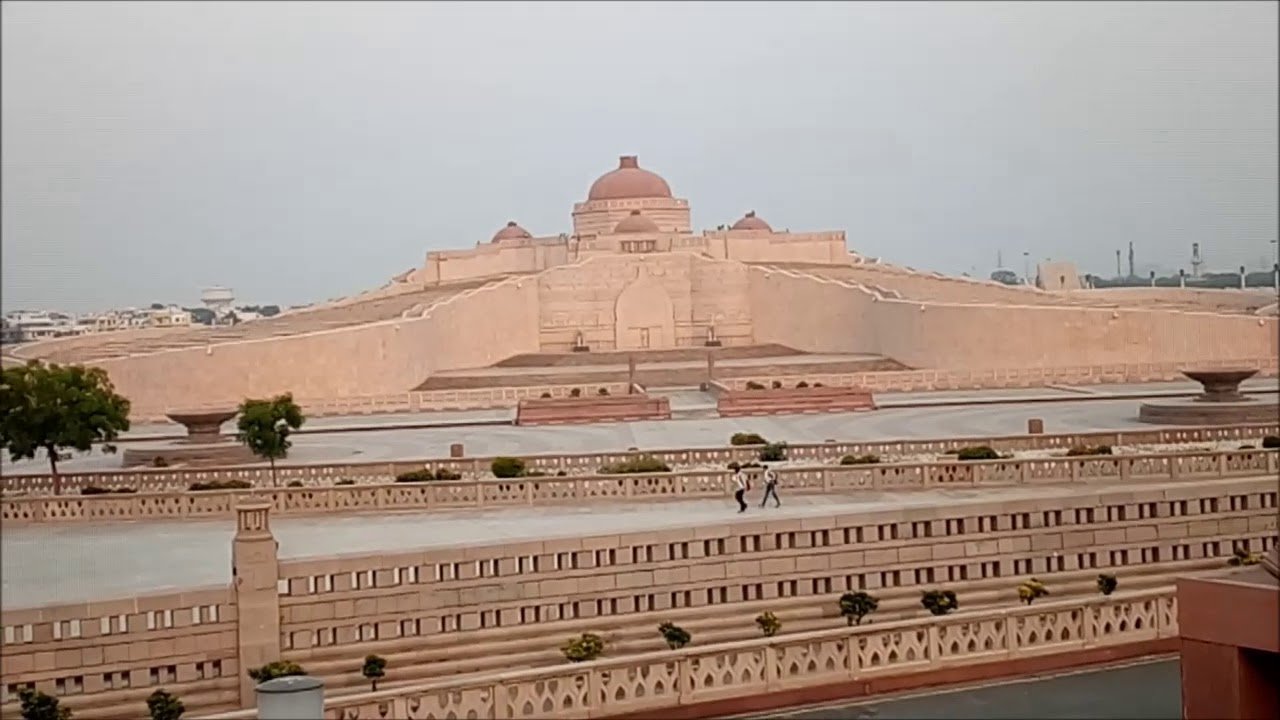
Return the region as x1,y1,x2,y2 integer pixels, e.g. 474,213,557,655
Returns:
838,591,879,626
18,688,71,720
1017,578,1050,605
146,689,185,720
657,622,691,650
361,654,387,691
561,633,605,662
1096,574,1118,596
755,611,781,637
235,393,304,486
921,589,959,616
0,361,131,495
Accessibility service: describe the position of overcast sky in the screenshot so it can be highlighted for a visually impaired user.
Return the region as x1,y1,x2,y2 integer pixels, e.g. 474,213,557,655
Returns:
3,1,1276,313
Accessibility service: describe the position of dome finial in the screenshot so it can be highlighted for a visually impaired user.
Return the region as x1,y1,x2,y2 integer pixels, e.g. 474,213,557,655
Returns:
619,155,639,169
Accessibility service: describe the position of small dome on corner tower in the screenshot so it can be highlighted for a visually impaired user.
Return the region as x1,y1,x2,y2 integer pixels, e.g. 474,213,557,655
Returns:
731,211,773,232
491,221,533,243
587,155,674,201
613,210,661,234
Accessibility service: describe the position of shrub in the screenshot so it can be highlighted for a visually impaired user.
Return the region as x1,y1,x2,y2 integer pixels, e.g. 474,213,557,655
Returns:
569,388,582,398
597,387,609,396
561,633,605,662
18,688,71,720
335,479,356,486
152,456,170,468
1239,444,1256,450
1228,548,1262,567
758,442,787,462
555,470,567,477
658,622,691,650
744,381,766,390
1262,435,1280,449
771,380,782,389
730,432,768,446
286,480,304,488
955,446,999,461
491,457,527,478
434,468,462,481
1066,444,1113,457
728,460,762,471
361,654,387,691
1096,574,1118,596
540,392,552,399
921,589,959,616
599,455,672,474
146,689,185,720
1017,578,1050,605
80,486,137,495
795,381,809,388
395,469,435,483
755,611,781,637
838,591,879,626
813,382,824,387
247,660,305,683
188,479,253,492
525,469,548,477
839,454,880,465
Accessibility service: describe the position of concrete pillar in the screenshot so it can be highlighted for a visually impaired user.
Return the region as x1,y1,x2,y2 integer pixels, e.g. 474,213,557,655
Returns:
1240,266,1247,290
233,502,282,708
449,443,464,458
257,676,324,719
627,355,637,393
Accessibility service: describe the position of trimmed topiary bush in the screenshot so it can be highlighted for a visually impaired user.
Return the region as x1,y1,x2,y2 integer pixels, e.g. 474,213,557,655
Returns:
730,432,768,446
81,486,138,495
758,442,787,462
491,457,527,478
188,479,253,492
434,468,462,481
146,689,185,720
795,380,809,388
597,387,610,395
839,454,880,465
599,455,671,474
755,611,781,637
744,381,766,390
1017,578,1050,605
921,589,959,616
561,633,605,662
247,660,305,683
1262,435,1280,449
335,479,356,486
152,456,170,468
838,591,879,626
1096,573,1118,596
955,446,999,461
569,388,582,398
658,622,691,650
286,480,304,488
396,469,435,483
361,654,387,691
771,380,783,389
1066,444,1113,456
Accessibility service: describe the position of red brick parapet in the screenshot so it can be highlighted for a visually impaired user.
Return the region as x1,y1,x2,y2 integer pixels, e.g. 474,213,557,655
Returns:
718,385,877,417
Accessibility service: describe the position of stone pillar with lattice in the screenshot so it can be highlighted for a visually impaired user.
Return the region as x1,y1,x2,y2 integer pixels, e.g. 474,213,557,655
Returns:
233,502,282,708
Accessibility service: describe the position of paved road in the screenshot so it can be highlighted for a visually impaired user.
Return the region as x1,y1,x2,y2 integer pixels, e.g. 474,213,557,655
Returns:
743,657,1180,719
1,483,1113,609
0,397,1237,475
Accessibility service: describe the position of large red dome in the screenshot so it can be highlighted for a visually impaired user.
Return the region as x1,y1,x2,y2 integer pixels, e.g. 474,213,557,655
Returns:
587,156,673,201
491,221,532,243
613,210,661,234
731,211,773,232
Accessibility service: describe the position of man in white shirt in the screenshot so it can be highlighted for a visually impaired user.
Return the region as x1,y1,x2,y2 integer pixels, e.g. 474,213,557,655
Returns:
733,466,749,513
760,464,780,508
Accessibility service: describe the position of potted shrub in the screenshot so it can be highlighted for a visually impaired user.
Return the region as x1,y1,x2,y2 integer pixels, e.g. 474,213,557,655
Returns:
361,654,387,691
657,622,691,649
1017,578,1050,605
146,689,184,720
561,633,605,662
921,589,959,616
491,457,527,478
247,660,305,683
838,591,879,626
755,611,781,637
1096,573,1118,596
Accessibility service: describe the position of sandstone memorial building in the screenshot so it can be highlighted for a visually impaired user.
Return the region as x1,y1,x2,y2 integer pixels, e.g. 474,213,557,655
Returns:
10,154,1278,420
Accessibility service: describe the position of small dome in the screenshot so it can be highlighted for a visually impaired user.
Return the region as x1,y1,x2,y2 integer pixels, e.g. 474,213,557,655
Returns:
491,221,532,243
731,211,772,232
613,210,661,234
587,155,673,201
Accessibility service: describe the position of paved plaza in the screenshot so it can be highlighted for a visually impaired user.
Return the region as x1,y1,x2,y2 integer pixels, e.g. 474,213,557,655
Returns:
6,390,1274,474
741,657,1180,719
2,482,1146,608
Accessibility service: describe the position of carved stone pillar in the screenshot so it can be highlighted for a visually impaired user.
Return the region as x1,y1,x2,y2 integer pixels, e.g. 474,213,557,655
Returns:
233,502,282,708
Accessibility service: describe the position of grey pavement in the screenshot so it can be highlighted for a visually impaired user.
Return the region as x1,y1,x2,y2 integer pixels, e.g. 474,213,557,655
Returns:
2,483,1110,609
0,397,1257,474
738,657,1179,719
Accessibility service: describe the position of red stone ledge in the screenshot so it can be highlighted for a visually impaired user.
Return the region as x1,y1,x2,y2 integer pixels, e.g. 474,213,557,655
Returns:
516,394,672,426
718,385,877,418
605,639,1177,720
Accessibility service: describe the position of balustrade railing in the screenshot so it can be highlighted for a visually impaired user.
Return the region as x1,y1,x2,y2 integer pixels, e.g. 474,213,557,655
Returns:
4,447,1275,526
3,423,1276,498
200,588,1178,720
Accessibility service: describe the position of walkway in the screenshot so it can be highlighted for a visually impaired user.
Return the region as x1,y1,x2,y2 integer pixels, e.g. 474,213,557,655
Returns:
738,657,1179,719
2,481,1133,609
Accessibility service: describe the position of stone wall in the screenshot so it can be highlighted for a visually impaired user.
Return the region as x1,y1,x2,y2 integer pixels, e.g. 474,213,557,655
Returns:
4,474,1275,719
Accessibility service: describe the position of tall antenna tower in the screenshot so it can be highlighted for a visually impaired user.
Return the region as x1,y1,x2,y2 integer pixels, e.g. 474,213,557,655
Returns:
1115,249,1122,278
1127,242,1135,278
997,250,1003,269
1190,243,1203,278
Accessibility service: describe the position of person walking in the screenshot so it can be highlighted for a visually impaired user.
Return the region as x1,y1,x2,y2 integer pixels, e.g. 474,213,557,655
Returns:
732,465,750,513
760,464,781,508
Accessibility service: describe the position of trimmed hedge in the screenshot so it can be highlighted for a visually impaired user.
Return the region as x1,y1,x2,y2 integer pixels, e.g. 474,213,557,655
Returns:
955,446,999,461
599,455,671,474
839,454,880,465
396,468,464,483
730,432,768,446
80,486,138,495
1262,435,1280,449
492,457,527,478
189,479,253,491
1066,444,1113,456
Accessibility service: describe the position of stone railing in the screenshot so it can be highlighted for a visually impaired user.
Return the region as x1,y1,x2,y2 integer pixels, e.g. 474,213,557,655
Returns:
5,447,1276,526
202,588,1178,720
2,422,1276,497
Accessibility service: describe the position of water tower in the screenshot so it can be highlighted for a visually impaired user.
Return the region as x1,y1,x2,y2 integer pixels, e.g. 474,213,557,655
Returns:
201,286,235,318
